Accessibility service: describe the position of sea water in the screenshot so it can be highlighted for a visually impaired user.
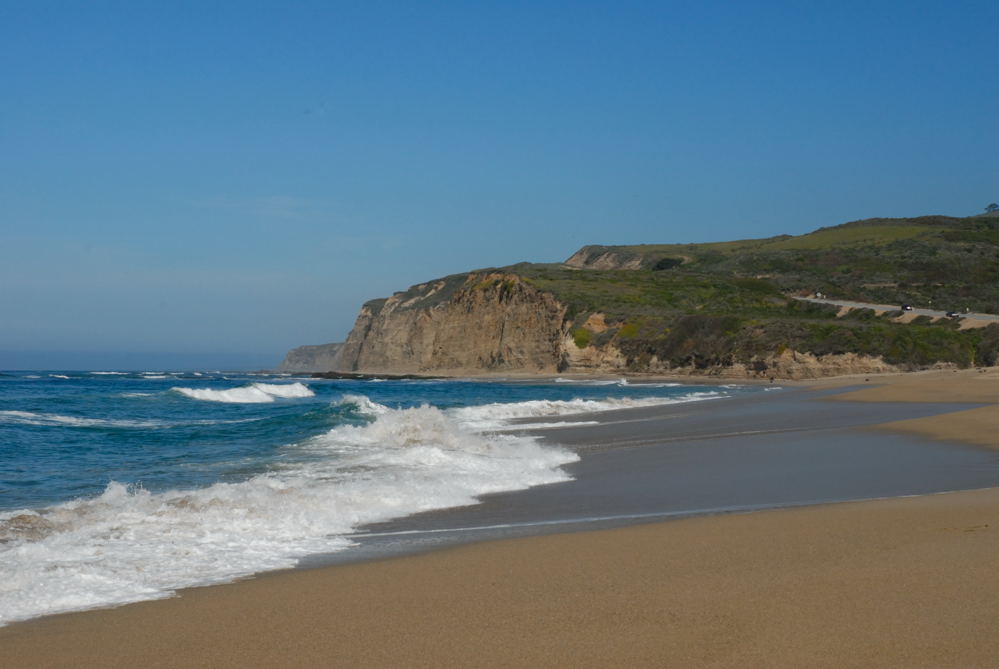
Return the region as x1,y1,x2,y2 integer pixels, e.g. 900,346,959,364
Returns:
0,370,746,625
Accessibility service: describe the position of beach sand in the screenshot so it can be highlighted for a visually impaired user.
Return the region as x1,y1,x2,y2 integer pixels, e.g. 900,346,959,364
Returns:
814,366,999,450
2,368,998,668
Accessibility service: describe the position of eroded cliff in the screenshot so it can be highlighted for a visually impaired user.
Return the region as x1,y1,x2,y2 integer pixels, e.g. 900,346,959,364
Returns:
332,270,943,379
336,272,570,375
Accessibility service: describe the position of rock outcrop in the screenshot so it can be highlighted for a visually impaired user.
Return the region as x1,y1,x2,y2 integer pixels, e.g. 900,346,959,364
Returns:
564,246,646,270
336,272,569,375
277,343,344,372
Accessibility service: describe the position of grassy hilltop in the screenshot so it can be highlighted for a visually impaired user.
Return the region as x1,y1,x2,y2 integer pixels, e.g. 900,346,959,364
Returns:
562,213,999,313
505,214,999,371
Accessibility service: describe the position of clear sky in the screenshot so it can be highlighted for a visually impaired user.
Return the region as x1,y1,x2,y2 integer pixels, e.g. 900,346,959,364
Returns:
2,1,997,369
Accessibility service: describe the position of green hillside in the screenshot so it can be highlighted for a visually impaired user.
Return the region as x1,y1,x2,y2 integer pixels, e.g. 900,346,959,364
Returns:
510,264,996,370
500,214,999,371
567,214,999,313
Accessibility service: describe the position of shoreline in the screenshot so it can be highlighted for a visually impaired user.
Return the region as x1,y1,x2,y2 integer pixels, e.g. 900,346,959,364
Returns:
2,368,998,666
5,487,998,667
318,375,997,567
292,359,995,385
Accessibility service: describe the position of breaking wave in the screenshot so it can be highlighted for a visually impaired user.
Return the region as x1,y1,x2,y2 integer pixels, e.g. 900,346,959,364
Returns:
0,400,577,625
172,382,315,403
447,392,725,430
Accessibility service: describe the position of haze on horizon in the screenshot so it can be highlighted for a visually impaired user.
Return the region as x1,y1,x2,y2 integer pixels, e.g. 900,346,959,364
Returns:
2,1,997,370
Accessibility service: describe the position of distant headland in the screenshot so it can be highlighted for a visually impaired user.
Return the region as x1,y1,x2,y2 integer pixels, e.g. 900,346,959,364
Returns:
280,213,999,379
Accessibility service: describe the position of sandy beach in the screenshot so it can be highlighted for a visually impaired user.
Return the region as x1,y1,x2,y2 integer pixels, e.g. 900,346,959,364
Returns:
2,368,998,668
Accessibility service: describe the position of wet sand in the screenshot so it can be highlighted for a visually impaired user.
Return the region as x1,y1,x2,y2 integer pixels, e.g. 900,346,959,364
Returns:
3,368,999,667
814,367,999,450
330,381,998,562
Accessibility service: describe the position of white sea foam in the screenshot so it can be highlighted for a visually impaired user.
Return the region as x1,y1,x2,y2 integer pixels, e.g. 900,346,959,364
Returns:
335,393,393,416
90,371,128,375
0,401,577,625
258,383,315,399
0,411,164,429
552,377,685,388
447,392,725,430
49,374,70,379
0,410,250,429
554,377,629,386
494,420,601,430
172,382,315,403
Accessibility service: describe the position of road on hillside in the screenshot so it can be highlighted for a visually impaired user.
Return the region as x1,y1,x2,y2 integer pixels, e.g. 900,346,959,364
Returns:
792,296,999,323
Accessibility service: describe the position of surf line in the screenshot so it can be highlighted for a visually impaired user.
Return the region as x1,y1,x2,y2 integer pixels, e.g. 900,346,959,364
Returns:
349,497,872,539
350,487,996,541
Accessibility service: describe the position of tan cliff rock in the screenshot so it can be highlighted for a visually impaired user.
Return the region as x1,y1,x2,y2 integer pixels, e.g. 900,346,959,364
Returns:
564,247,645,270
336,273,569,375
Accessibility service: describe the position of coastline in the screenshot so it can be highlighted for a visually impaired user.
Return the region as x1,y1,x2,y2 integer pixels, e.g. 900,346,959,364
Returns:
2,368,998,667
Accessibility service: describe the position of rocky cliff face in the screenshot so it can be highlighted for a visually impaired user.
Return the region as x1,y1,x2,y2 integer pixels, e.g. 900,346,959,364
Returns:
334,272,907,379
336,272,570,374
277,343,344,372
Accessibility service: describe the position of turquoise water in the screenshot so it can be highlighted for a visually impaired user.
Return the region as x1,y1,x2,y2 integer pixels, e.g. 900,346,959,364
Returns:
0,370,745,624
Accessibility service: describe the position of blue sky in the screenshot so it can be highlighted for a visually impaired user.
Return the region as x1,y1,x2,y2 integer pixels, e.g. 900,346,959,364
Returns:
2,1,997,368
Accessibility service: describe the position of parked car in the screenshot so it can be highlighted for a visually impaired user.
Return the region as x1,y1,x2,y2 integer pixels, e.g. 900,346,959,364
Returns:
945,311,960,318
901,304,913,311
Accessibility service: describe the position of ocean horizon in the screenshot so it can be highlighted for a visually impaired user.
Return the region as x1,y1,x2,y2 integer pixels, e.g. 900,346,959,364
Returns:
0,351,278,372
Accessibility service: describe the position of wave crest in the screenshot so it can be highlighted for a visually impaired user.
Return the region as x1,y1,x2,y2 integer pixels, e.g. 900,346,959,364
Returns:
172,382,315,403
333,393,392,416
448,392,724,430
0,400,577,625
0,410,163,429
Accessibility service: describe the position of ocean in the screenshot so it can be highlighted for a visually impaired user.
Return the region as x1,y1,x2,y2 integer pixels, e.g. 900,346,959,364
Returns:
0,370,749,625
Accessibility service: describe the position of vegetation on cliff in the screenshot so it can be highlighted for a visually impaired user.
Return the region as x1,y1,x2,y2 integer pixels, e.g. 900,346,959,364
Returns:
565,214,999,314
512,262,998,371
329,213,999,376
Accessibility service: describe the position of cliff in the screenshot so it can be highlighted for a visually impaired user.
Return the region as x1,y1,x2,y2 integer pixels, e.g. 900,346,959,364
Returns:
336,272,569,375
318,213,999,379
332,272,988,379
277,343,344,372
